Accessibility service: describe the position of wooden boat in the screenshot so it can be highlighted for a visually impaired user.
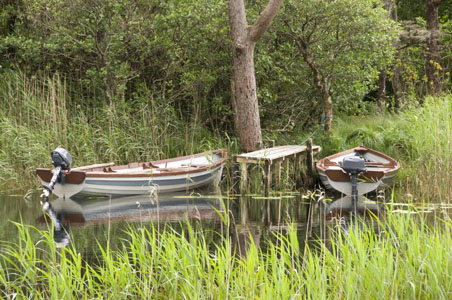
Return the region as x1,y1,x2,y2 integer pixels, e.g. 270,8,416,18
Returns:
36,149,227,198
316,146,399,196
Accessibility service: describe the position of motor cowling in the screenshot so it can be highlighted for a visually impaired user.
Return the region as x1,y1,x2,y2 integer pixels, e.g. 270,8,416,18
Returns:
340,156,366,175
51,148,72,171
44,148,73,197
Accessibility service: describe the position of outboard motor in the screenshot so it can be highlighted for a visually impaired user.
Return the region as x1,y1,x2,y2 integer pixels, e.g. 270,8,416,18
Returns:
340,157,366,220
42,148,72,201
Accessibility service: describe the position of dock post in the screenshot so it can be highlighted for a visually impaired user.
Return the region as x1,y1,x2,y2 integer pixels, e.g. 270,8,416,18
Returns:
264,161,272,196
306,139,314,187
240,161,248,194
275,159,282,190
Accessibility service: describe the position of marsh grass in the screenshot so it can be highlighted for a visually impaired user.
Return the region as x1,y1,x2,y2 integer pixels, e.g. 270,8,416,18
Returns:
1,207,452,299
0,70,231,190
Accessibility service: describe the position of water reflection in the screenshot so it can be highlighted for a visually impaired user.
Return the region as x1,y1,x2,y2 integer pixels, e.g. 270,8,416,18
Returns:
34,190,317,257
39,191,223,228
2,188,394,257
42,201,70,247
326,195,385,220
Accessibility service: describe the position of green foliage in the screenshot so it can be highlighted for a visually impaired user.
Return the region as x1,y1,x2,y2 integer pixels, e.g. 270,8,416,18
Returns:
278,0,400,114
0,0,413,138
1,0,234,131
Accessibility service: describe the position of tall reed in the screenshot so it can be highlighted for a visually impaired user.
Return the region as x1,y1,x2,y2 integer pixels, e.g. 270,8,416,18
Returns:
1,209,452,299
0,70,229,190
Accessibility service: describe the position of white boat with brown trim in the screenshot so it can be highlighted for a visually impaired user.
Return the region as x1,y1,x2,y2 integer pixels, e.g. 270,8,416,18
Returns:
36,149,227,198
316,146,399,195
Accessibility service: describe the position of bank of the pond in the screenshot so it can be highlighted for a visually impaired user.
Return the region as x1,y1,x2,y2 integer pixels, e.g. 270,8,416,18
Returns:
1,209,452,299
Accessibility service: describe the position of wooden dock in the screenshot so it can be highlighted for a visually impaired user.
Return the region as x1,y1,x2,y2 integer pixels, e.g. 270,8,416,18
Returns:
233,141,321,195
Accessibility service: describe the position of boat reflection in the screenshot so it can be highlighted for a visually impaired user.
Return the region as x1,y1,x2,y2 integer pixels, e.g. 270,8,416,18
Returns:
39,192,223,246
326,195,385,221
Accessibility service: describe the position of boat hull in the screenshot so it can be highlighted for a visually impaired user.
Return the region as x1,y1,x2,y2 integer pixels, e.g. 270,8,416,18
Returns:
37,149,226,198
316,146,399,195
318,171,396,195
81,165,223,195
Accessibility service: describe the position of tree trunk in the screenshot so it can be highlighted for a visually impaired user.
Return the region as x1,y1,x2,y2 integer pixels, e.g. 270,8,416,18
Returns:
322,89,333,132
228,0,283,152
377,70,387,111
426,0,442,96
378,0,395,111
392,56,403,110
231,41,263,151
301,51,333,133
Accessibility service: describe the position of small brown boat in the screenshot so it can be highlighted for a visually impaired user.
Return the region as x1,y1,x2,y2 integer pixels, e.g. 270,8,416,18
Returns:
316,146,400,196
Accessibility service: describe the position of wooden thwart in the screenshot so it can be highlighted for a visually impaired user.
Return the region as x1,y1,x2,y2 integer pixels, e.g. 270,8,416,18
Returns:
234,144,321,195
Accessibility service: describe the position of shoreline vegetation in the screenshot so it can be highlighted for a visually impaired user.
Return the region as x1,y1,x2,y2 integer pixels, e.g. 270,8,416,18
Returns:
1,210,452,299
1,69,452,204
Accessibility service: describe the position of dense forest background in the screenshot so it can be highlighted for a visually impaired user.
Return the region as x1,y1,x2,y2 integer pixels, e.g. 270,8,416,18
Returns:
0,0,451,188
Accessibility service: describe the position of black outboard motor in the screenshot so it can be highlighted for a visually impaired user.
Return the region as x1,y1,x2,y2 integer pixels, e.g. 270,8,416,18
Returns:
340,157,366,220
42,148,72,201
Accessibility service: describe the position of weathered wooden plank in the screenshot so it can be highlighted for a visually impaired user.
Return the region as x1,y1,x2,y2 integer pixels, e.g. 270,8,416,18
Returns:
73,162,115,171
235,145,321,162
233,144,321,194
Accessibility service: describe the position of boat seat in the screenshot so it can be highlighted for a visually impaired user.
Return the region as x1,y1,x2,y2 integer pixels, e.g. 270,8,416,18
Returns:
142,162,160,169
103,167,116,173
181,164,208,168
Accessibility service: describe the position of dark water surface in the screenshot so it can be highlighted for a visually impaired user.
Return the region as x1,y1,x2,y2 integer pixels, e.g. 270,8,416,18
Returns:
0,189,322,257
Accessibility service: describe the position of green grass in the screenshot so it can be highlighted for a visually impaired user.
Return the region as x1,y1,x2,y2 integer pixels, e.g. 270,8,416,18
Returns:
1,209,452,299
0,70,235,191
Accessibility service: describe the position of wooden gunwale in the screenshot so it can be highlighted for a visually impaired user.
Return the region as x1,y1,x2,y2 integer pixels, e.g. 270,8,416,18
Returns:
324,169,386,182
36,169,86,184
316,146,399,174
85,149,227,178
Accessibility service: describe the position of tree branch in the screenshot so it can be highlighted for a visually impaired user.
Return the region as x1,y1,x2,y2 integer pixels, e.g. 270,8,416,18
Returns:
248,0,283,42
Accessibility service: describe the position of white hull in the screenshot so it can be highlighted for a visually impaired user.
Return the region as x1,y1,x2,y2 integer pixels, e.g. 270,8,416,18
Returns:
40,165,223,198
319,173,396,195
37,149,227,198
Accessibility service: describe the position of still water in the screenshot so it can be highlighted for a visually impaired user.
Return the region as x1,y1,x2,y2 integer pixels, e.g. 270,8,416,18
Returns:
0,188,322,257
3,185,445,259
